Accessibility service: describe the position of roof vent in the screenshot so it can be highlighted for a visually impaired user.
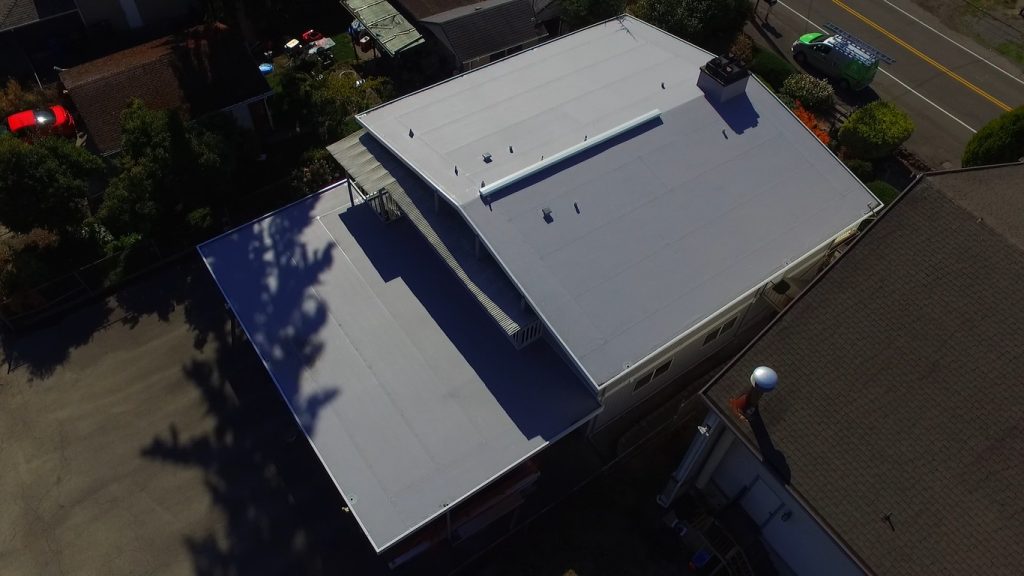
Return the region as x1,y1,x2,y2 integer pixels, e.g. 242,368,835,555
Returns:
482,152,493,163
697,54,750,103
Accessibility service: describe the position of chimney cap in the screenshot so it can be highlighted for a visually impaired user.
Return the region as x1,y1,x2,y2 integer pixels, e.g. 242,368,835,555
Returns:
750,366,778,391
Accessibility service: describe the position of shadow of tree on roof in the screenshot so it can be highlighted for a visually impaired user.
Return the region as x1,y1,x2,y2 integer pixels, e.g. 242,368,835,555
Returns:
141,191,397,575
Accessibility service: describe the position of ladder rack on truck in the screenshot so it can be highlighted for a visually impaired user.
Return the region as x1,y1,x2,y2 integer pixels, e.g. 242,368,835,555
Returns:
824,23,895,65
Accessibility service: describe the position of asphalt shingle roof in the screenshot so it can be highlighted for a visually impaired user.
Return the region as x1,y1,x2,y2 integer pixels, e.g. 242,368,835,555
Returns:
705,163,1024,576
0,0,76,32
59,24,270,153
422,0,545,63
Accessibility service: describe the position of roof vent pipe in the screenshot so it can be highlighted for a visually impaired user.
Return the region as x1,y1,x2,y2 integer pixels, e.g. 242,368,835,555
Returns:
697,54,750,103
730,366,777,419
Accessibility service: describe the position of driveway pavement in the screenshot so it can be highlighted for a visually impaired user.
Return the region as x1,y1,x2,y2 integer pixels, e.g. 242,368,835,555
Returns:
0,260,386,576
752,0,1024,168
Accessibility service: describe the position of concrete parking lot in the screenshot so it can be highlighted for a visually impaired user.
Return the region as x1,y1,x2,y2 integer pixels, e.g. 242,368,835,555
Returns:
0,259,386,576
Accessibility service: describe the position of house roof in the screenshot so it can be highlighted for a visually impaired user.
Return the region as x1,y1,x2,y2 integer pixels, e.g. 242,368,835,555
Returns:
0,0,76,32
420,0,547,64
395,0,483,19
198,184,600,552
59,24,271,153
341,0,424,57
357,16,878,388
704,162,1024,576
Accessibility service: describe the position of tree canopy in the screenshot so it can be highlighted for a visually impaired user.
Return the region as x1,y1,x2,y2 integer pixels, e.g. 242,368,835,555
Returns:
631,0,749,49
0,135,103,234
962,107,1024,167
99,100,241,244
838,101,914,160
561,0,627,30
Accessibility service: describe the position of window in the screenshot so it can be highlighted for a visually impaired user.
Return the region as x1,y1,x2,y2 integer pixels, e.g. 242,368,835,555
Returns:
721,317,736,334
633,359,672,393
653,359,672,379
632,372,653,392
702,316,738,347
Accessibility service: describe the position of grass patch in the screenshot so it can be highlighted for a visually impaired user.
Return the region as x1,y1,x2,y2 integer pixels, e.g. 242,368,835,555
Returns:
995,41,1024,65
331,33,356,64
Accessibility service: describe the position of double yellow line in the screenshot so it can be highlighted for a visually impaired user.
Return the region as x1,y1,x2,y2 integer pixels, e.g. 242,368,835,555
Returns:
831,0,1012,112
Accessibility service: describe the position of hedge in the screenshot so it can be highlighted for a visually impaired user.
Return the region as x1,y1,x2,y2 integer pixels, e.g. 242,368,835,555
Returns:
750,49,796,91
867,181,900,205
838,101,914,160
782,74,834,112
962,107,1024,167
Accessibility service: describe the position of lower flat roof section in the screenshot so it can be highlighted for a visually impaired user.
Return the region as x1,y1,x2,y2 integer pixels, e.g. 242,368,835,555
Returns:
198,183,599,552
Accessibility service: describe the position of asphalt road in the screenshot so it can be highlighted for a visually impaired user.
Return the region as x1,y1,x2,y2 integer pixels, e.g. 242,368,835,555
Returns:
753,0,1024,168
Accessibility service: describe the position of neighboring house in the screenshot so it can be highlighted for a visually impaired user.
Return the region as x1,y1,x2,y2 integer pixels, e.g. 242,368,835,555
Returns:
1,0,194,82
76,0,194,32
395,0,551,70
660,162,1024,575
58,23,271,154
339,0,425,58
0,0,79,33
198,16,878,568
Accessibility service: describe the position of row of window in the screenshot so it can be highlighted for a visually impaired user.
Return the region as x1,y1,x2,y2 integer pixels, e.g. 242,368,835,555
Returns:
632,359,672,393
630,314,740,394
703,315,737,347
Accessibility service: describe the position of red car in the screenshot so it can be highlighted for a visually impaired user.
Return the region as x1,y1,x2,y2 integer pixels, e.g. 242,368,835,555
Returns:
301,29,324,43
2,105,76,137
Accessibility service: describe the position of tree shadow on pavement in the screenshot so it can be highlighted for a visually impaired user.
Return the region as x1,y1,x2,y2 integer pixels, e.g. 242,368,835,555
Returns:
2,299,114,380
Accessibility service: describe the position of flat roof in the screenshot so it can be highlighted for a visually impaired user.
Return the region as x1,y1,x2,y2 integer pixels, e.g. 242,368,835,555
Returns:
198,185,599,552
704,163,1024,575
358,17,878,386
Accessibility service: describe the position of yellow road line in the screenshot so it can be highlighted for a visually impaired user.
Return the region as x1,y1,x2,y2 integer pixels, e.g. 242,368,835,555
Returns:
831,0,1012,112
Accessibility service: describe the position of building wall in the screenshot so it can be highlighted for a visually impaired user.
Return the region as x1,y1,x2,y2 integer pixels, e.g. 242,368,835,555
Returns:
705,438,864,576
591,228,848,431
594,293,758,430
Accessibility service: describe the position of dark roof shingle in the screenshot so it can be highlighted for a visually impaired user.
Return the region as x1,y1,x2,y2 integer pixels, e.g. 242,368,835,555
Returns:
59,24,270,153
705,163,1024,575
422,0,545,64
0,0,76,32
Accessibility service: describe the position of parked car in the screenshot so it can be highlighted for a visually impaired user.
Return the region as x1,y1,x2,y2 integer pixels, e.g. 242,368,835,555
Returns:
301,29,324,43
791,29,888,90
2,105,76,138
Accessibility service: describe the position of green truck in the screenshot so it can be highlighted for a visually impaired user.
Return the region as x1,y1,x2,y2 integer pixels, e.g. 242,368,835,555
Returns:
791,24,894,91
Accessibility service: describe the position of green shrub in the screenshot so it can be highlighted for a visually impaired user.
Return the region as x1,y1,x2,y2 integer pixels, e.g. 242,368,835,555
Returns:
867,181,900,205
782,74,834,112
750,50,796,91
838,101,914,160
962,106,1024,167
632,0,750,50
843,159,874,182
729,33,754,66
775,93,796,110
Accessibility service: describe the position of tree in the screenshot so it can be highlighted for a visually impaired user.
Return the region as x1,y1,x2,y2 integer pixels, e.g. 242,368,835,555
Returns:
561,0,627,30
838,101,914,160
632,0,749,49
962,106,1024,167
290,148,344,196
99,100,240,245
0,79,53,118
307,73,393,143
0,135,103,234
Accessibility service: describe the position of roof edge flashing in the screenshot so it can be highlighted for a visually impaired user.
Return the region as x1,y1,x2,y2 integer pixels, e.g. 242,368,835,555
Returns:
479,109,661,197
